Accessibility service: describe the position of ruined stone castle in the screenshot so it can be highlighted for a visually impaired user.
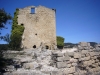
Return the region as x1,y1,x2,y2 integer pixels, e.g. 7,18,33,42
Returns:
17,5,56,49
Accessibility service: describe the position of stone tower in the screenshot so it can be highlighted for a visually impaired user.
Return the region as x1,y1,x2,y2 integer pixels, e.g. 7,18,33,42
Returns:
17,5,56,49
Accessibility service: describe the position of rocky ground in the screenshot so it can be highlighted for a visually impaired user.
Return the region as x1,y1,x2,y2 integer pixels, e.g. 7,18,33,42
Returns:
2,42,100,75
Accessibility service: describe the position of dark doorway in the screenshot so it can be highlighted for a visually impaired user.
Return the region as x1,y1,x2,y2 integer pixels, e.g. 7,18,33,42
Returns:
21,23,24,26
33,45,36,48
46,45,49,49
35,33,37,35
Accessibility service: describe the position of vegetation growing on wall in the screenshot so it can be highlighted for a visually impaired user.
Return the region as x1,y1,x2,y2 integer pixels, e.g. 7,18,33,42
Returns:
56,36,64,49
9,9,24,50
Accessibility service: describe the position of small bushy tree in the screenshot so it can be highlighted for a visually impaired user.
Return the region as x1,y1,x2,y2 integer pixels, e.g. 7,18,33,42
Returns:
0,8,11,73
0,8,11,29
56,36,64,49
0,8,12,40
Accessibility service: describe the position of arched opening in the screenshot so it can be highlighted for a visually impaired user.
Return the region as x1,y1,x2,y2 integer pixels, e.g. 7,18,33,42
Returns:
33,45,36,48
21,23,24,26
35,33,37,35
45,45,49,49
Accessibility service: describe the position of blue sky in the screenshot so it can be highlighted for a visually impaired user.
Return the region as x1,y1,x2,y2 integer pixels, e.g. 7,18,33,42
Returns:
0,0,100,44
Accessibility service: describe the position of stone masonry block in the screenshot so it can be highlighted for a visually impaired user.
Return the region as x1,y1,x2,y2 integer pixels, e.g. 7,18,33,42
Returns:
83,60,95,66
72,63,77,66
68,74,73,75
63,56,70,61
83,61,90,66
83,46,89,50
56,62,67,68
81,56,90,61
63,68,69,74
51,71,63,75
64,52,69,56
69,52,74,57
89,52,95,56
74,52,81,59
79,42,88,47
87,43,90,46
81,50,89,54
57,53,63,57
57,57,64,62
69,66,76,73
78,45,83,50
95,52,100,56
53,52,63,57
67,64,72,68
65,52,74,57
70,58,78,63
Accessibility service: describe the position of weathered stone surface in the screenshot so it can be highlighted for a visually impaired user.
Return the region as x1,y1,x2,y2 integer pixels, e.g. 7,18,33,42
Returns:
79,42,88,47
83,61,90,66
94,56,97,59
68,74,73,75
23,63,33,69
56,62,66,68
74,53,81,58
74,72,79,75
67,64,72,68
89,52,95,56
81,56,90,61
18,5,56,49
95,59,99,62
52,51,63,57
90,59,95,64
3,42,100,75
93,63,98,67
78,45,83,50
96,47,100,51
70,58,78,63
84,46,90,50
57,57,64,62
57,53,63,57
65,52,74,57
16,56,33,63
83,59,95,66
68,67,76,73
81,50,89,54
23,62,38,69
63,68,69,74
95,52,100,56
3,73,12,75
90,52,100,57
51,71,62,75
4,71,46,75
78,70,87,75
87,43,90,46
81,54,85,57
85,53,90,56
64,52,69,56
6,65,15,71
68,52,74,57
63,56,70,61
72,63,77,66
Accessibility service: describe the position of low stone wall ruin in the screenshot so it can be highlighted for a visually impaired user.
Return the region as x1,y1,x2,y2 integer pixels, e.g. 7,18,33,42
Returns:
3,42,100,75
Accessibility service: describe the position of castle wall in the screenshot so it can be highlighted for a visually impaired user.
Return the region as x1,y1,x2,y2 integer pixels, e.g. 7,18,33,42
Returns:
17,6,56,49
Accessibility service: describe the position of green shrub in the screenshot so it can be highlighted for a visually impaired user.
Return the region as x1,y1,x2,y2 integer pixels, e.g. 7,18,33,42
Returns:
9,9,24,50
0,44,9,50
56,36,64,49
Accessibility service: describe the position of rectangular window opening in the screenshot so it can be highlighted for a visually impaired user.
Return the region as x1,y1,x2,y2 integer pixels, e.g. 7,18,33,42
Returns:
31,8,35,14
